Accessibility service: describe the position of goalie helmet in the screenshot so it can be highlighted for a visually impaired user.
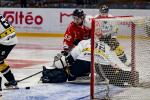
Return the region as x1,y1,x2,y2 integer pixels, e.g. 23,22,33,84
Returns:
99,5,109,13
72,9,85,18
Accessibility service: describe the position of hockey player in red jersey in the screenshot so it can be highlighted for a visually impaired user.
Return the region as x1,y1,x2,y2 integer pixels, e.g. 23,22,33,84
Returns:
0,14,18,88
62,9,91,55
95,5,131,67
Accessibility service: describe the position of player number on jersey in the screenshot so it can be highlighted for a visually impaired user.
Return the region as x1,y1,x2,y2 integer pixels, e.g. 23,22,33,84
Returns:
0,16,10,29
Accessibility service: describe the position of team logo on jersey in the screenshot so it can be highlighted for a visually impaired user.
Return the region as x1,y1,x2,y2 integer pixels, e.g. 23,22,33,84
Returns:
100,21,113,33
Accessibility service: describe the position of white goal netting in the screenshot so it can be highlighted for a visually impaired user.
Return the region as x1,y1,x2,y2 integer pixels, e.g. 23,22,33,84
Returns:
90,16,150,99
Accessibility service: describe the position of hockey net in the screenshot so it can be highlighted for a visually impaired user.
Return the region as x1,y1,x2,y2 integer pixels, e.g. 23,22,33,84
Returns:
90,16,150,99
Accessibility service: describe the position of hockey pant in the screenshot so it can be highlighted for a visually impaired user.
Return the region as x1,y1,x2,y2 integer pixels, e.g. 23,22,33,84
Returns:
0,44,17,85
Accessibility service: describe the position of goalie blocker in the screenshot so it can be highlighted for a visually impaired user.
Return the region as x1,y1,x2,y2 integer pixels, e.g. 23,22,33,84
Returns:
41,54,139,86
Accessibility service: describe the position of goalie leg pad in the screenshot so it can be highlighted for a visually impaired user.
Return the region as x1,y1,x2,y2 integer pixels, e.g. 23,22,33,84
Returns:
70,59,90,77
41,66,67,83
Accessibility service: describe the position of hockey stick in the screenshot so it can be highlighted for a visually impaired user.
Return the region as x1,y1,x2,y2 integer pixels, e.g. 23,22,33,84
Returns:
3,86,31,90
16,53,62,83
13,51,69,84
16,70,42,83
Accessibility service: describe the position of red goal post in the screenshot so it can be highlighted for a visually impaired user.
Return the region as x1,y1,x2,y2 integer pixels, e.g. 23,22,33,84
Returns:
90,15,150,99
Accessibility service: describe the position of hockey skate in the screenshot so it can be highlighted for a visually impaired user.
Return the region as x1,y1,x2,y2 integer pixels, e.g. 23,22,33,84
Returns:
4,80,18,89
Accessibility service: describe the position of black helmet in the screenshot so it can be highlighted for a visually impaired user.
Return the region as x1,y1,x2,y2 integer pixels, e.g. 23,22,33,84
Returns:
72,9,85,18
99,5,109,13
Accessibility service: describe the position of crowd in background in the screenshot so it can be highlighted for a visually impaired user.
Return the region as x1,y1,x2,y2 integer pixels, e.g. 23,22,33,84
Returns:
0,0,150,9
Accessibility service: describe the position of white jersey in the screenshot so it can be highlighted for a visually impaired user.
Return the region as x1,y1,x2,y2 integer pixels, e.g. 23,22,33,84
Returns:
0,14,17,45
70,39,130,71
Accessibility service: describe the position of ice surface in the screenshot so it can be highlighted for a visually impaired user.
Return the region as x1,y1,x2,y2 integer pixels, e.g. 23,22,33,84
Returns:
1,37,150,100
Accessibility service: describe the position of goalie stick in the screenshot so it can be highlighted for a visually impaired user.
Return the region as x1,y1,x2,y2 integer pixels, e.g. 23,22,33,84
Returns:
16,70,43,83
2,71,39,92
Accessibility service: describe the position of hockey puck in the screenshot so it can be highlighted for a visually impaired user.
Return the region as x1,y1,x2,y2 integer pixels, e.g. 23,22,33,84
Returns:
25,87,30,89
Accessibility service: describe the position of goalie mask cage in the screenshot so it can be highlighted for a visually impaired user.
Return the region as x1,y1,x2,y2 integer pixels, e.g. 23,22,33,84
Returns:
90,16,150,99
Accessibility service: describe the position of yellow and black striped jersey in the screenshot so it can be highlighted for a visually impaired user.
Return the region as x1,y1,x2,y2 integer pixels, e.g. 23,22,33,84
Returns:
0,14,17,45
70,39,130,71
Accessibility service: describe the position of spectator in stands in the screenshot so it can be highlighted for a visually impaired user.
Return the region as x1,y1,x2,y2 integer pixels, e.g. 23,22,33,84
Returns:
20,0,27,7
76,0,84,5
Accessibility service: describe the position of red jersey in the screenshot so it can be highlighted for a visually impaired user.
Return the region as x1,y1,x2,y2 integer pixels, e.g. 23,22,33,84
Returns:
63,21,90,50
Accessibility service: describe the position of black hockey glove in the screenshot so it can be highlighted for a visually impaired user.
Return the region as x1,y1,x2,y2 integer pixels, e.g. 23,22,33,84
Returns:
73,39,81,46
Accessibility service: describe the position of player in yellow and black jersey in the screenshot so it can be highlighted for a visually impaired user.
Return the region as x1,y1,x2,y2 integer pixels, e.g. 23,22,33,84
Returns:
0,14,18,91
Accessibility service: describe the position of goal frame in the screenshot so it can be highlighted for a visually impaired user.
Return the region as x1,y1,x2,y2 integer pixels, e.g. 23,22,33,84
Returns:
90,16,139,99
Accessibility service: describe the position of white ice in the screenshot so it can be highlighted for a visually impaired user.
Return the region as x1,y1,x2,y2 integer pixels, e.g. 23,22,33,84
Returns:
1,37,150,100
